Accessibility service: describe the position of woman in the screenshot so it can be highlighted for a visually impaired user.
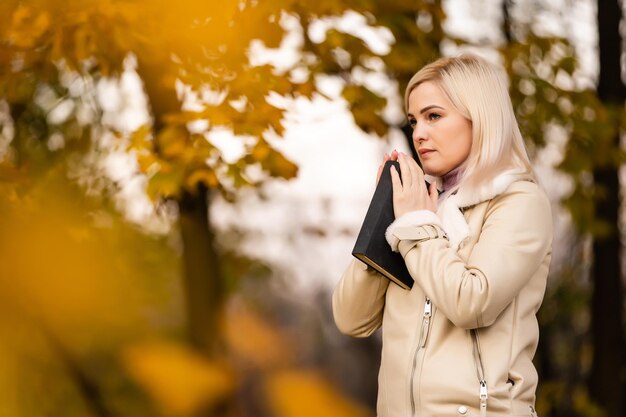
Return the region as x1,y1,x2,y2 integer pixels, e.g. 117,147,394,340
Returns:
332,54,552,417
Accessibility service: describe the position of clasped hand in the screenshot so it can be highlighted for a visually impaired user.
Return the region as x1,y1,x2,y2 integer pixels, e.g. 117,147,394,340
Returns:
376,150,438,218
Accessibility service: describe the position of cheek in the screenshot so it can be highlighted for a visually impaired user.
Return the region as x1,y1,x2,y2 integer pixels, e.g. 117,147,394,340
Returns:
460,133,472,157
453,123,473,158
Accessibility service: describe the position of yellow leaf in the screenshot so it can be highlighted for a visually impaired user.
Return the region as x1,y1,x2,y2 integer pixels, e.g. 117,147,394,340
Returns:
123,342,234,416
266,370,372,417
0,176,161,342
223,302,292,369
251,140,271,161
136,153,159,174
8,6,50,49
163,111,205,125
261,149,298,180
147,167,183,199
294,79,316,99
185,168,219,190
128,125,153,151
157,126,189,159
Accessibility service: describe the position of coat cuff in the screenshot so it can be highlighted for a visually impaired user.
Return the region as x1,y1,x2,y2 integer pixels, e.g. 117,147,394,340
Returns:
385,210,443,252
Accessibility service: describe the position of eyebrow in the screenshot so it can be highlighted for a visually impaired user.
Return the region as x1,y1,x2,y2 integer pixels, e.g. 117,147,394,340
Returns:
407,105,445,118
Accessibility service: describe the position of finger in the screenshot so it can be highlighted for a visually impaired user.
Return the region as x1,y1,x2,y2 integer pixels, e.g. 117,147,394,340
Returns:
402,152,420,188
390,166,403,218
390,149,399,161
398,153,411,187
413,162,426,185
390,165,402,191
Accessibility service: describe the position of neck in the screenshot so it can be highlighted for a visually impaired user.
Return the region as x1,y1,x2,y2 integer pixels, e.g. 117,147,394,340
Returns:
441,166,464,192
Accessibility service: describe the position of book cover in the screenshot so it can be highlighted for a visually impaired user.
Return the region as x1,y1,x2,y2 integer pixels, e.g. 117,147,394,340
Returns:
352,160,414,290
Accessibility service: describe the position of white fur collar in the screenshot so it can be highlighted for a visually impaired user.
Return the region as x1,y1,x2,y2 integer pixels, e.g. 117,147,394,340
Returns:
426,168,532,208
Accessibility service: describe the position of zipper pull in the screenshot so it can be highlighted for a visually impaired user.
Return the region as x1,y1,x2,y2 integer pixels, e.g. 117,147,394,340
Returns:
419,298,432,348
479,380,488,399
424,298,432,317
479,380,488,417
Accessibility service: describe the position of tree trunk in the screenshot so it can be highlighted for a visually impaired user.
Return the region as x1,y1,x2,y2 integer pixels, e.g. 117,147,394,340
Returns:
178,185,224,353
589,168,623,417
501,0,513,44
135,54,224,354
590,1,625,416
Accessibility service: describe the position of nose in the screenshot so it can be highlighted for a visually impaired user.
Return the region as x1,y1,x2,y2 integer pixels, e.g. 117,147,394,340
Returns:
412,122,428,143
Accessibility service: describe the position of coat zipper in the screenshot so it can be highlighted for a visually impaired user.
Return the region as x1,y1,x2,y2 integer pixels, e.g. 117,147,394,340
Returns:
410,297,432,417
471,329,488,417
418,298,432,347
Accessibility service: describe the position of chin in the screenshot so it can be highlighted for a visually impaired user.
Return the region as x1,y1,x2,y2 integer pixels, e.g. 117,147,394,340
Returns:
422,166,446,177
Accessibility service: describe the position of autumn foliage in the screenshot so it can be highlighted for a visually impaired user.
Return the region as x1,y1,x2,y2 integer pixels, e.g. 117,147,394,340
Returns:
0,0,623,416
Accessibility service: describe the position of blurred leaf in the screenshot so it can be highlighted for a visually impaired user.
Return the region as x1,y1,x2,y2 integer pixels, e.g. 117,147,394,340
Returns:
128,125,153,152
262,149,298,180
8,5,50,49
123,341,234,416
342,85,388,136
266,370,372,417
243,139,298,181
137,152,159,174
147,166,184,199
223,302,293,369
0,169,182,348
157,126,189,160
185,167,219,190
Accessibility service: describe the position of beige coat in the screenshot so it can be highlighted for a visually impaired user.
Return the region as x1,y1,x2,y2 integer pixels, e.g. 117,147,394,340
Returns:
333,180,552,417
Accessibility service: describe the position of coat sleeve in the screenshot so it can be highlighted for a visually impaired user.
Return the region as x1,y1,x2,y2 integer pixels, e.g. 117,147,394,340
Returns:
332,259,390,337
397,182,552,329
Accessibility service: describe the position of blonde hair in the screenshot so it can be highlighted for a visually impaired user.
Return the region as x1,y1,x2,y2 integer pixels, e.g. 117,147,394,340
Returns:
405,54,534,191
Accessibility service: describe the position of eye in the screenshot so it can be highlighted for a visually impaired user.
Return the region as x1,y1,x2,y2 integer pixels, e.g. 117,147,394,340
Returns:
427,112,441,121
408,117,417,128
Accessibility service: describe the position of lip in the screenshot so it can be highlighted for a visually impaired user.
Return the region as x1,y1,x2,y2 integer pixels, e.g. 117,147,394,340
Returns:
418,149,435,156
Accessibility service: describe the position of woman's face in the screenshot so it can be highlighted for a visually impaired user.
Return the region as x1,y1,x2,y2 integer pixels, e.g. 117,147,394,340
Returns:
407,81,472,177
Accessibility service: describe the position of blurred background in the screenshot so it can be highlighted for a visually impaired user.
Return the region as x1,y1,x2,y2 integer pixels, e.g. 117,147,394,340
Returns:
0,0,624,416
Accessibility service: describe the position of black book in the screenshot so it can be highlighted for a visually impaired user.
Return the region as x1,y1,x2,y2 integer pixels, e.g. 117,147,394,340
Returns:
352,160,415,290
